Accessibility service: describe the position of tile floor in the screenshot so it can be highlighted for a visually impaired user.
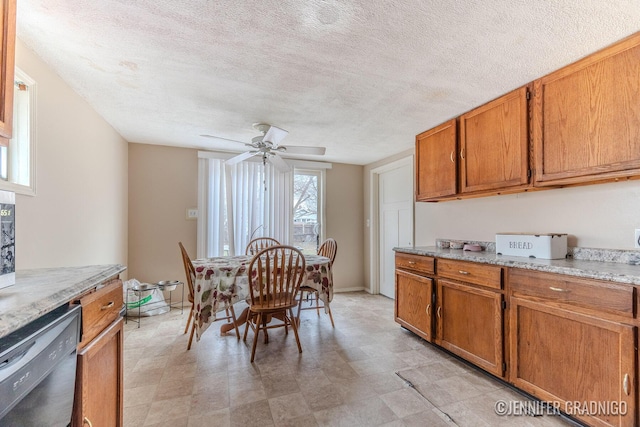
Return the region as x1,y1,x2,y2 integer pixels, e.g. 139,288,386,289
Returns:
123,292,575,427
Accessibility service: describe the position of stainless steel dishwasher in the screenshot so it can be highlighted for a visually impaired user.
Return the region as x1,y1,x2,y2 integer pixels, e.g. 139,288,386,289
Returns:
0,304,81,426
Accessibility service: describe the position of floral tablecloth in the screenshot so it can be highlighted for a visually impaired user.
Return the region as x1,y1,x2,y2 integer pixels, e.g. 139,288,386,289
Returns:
192,254,333,340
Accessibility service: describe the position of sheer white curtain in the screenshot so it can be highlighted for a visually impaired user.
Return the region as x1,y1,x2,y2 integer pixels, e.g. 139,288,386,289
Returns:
202,158,226,257
264,164,292,245
226,161,265,255
197,153,292,257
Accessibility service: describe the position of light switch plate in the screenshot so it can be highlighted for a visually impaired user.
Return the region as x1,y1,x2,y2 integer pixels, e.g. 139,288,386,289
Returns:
635,229,640,249
186,208,198,220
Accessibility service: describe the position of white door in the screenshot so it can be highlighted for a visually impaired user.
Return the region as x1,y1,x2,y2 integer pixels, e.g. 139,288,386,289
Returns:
379,163,413,298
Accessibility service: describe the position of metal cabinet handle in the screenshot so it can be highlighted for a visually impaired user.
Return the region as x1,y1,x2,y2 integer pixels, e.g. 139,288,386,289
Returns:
408,261,416,265
426,304,431,316
83,417,93,427
460,148,465,159
458,270,469,275
450,151,455,163
436,306,441,319
549,287,569,293
101,301,115,310
623,373,630,396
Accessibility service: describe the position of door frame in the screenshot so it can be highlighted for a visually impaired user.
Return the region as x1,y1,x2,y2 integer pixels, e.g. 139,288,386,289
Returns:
369,155,414,295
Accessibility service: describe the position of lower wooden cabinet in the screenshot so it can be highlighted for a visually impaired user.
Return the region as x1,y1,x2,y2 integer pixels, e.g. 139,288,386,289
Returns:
436,279,505,377
510,297,636,427
72,278,124,427
395,269,433,341
74,316,124,427
394,252,640,427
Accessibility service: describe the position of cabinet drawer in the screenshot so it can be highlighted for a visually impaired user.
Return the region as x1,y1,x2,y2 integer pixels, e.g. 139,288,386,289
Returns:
396,253,435,275
509,269,635,318
437,259,502,290
77,279,123,348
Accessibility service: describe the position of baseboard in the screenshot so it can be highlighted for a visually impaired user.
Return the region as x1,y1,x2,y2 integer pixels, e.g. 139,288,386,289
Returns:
333,287,368,293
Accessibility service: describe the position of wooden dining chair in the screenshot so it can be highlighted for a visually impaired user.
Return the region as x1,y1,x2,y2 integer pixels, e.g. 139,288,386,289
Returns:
245,237,280,256
296,238,337,327
243,245,305,362
178,242,240,350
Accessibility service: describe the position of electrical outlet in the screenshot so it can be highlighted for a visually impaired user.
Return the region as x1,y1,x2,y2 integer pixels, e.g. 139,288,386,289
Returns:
635,229,640,249
186,208,198,220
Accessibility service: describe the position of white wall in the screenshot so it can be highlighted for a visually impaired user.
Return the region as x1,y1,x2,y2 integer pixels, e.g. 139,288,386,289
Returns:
14,39,128,269
415,179,640,249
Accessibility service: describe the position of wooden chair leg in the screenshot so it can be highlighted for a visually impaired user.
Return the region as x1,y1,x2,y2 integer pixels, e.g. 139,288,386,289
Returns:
250,313,262,363
184,309,193,334
228,304,240,340
289,308,303,354
327,304,335,328
243,311,252,342
296,295,303,327
263,315,269,344
314,292,321,316
187,321,196,350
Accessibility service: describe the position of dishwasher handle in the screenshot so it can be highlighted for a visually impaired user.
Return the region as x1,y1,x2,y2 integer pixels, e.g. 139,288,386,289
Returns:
0,342,35,372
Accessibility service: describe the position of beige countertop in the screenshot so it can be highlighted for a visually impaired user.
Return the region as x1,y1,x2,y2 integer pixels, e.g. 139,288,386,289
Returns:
0,264,126,339
394,246,640,286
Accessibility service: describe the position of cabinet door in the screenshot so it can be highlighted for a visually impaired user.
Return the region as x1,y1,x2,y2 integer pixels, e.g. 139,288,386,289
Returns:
74,317,124,427
459,86,529,193
395,269,433,341
533,32,640,186
510,297,636,427
0,0,15,141
436,279,504,377
415,119,457,201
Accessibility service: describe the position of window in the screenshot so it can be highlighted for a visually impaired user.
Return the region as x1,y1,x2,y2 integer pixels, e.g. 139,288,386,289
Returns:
197,152,329,258
0,68,36,196
293,169,323,254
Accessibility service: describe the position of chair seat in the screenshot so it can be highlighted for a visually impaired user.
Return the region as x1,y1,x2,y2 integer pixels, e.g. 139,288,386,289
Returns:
250,300,298,313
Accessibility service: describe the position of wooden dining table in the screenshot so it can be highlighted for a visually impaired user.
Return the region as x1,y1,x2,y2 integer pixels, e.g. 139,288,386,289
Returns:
191,253,333,341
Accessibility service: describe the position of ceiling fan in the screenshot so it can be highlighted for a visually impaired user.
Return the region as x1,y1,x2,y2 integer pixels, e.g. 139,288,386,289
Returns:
201,123,326,172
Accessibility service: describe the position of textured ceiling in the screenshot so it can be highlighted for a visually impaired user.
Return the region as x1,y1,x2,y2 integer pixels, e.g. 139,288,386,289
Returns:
16,0,640,165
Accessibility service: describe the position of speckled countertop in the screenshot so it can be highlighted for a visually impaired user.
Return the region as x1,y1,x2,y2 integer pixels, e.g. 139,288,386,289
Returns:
0,264,126,339
394,246,640,286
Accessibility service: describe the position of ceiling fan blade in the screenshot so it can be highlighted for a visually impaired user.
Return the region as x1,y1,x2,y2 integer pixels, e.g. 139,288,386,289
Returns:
226,151,257,166
263,126,289,146
200,134,246,145
267,154,291,172
280,145,326,156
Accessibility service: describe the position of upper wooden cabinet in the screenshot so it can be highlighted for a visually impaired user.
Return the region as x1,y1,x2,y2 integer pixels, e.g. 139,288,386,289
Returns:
459,86,530,193
416,31,640,201
0,0,15,142
415,87,530,202
533,32,640,186
415,119,457,201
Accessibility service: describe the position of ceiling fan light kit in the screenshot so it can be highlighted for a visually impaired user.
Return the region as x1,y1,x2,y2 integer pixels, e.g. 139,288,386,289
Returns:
201,123,327,172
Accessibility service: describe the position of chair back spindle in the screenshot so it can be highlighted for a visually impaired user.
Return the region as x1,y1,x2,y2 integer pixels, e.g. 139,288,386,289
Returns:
318,238,337,265
245,237,281,256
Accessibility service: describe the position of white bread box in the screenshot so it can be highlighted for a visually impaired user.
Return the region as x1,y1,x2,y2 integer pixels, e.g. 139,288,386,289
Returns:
496,233,567,259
